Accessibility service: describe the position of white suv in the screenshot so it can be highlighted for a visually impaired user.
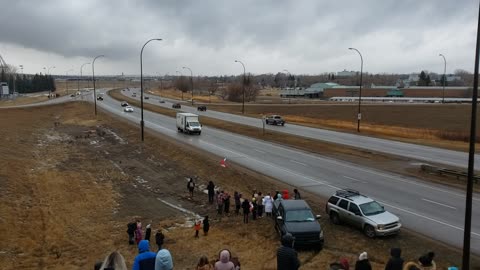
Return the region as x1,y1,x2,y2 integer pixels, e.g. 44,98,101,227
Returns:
325,189,401,238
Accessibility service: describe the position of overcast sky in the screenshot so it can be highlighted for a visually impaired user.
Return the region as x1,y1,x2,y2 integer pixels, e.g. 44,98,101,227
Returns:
0,0,477,76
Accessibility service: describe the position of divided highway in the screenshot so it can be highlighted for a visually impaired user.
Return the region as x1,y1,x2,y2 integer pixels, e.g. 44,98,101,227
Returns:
100,90,480,254
120,89,480,169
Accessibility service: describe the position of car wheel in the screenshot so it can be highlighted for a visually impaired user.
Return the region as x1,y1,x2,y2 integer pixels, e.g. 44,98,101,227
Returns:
330,212,340,225
281,123,285,126
364,225,376,238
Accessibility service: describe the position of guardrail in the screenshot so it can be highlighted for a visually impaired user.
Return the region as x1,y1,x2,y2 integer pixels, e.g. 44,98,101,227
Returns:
421,164,479,183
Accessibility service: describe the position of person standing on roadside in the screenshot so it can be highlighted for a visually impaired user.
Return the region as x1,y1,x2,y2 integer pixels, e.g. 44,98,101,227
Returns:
242,199,250,224
224,192,231,215
263,193,273,217
217,191,225,215
251,198,258,220
207,181,215,203
144,224,152,242
257,192,264,218
187,178,195,199
135,220,143,245
127,220,137,245
293,189,301,200
203,216,210,236
234,192,241,215
133,240,157,270
155,230,165,251
277,233,300,270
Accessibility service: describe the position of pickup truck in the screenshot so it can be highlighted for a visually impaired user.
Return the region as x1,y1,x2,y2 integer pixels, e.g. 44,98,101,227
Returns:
273,199,324,250
176,112,202,135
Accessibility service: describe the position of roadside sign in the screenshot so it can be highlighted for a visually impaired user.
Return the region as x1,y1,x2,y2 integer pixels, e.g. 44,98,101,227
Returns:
357,113,362,120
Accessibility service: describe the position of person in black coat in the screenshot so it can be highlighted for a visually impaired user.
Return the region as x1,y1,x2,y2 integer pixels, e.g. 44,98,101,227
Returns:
203,216,210,235
241,199,250,224
144,224,151,242
207,181,215,203
277,233,300,270
127,221,136,245
355,252,372,270
385,248,404,270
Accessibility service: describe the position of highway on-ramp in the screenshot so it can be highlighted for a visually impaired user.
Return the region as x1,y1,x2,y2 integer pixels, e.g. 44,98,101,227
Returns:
119,89,480,169
100,90,480,254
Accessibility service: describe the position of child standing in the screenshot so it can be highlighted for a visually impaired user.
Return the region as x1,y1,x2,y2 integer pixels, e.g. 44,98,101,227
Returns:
194,219,201,238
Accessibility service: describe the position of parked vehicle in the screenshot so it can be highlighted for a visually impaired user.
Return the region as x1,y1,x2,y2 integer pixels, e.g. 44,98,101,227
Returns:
176,113,202,135
273,199,324,250
326,189,401,238
197,105,207,111
121,101,129,107
266,115,285,126
124,106,134,112
172,103,181,109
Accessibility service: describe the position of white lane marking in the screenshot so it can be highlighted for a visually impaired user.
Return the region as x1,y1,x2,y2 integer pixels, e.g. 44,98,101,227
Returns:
101,99,480,240
253,149,266,154
421,198,457,210
343,175,367,183
290,160,308,166
378,200,480,238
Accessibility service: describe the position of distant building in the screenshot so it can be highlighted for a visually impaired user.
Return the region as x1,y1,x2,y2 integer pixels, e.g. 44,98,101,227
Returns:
304,82,340,98
337,69,357,77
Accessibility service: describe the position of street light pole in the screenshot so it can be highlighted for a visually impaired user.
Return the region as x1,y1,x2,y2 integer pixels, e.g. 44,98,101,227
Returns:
235,60,246,114
92,55,105,116
462,4,480,269
283,69,290,89
439,54,447,104
348,47,363,132
48,66,55,75
182,66,193,105
140,38,162,142
176,70,184,100
80,63,90,92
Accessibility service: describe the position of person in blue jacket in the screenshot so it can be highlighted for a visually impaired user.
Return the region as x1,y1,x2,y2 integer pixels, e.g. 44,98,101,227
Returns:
132,240,157,270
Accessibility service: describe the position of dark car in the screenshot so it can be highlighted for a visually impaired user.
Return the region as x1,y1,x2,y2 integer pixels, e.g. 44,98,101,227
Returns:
197,105,207,111
266,115,285,126
144,96,149,100
97,96,103,101
172,103,181,109
273,200,324,250
121,101,129,107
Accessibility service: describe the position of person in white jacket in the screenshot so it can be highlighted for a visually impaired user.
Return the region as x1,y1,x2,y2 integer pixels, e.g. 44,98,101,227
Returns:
263,193,273,217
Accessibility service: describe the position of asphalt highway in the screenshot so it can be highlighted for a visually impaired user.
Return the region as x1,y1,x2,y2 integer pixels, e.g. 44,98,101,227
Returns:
102,90,480,254
120,89,480,169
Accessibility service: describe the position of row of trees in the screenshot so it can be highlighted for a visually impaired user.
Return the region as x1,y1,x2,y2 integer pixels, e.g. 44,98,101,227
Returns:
0,69,55,93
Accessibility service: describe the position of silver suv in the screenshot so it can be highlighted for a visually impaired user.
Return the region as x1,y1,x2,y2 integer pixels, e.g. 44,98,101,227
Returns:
325,189,401,238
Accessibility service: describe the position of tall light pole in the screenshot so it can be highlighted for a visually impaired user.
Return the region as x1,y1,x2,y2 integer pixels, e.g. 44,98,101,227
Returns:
92,55,105,116
439,53,447,104
65,69,74,95
234,60,246,114
43,67,47,75
176,70,184,100
140,38,162,142
462,4,480,269
79,62,90,92
182,66,193,105
348,47,363,132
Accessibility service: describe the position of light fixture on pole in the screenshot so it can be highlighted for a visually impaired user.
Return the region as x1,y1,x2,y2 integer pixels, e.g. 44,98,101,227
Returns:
92,55,105,116
140,38,162,142
234,60,246,114
48,66,55,75
182,66,193,105
348,47,363,132
439,54,447,104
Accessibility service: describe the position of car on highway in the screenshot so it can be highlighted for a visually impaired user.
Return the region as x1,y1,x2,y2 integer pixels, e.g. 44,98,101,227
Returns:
97,96,104,101
121,101,129,107
144,96,149,100
124,106,134,112
266,115,285,126
326,189,401,238
197,105,207,111
172,103,181,109
273,199,324,250
70,94,75,97
159,99,165,103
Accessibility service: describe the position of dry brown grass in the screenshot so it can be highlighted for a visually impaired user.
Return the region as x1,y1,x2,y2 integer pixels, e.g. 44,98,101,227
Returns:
0,102,478,269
